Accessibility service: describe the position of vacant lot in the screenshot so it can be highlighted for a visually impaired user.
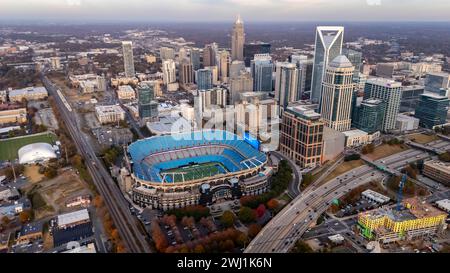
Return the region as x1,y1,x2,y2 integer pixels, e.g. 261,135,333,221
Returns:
23,169,92,220
323,160,365,183
24,165,45,183
0,132,57,161
365,144,407,161
406,133,439,144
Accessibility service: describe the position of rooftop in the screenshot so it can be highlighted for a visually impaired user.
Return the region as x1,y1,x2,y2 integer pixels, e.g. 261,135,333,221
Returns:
366,78,402,88
57,209,90,228
329,55,354,69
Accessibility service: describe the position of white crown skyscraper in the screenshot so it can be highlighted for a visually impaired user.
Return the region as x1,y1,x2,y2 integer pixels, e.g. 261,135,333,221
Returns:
231,15,245,61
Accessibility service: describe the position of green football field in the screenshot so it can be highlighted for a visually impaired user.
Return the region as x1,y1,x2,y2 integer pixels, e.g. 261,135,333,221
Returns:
160,162,228,183
0,132,58,161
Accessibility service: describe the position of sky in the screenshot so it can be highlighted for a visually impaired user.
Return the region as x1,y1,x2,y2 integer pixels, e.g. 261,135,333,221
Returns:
1,0,450,23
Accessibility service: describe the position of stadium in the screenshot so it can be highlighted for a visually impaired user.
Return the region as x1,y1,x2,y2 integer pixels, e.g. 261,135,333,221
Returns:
125,130,273,210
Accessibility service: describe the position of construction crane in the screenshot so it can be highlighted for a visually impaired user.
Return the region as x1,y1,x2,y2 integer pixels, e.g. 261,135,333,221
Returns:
396,174,408,211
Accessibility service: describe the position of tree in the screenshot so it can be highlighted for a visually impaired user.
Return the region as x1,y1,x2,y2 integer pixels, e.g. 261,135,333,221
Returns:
247,224,262,239
220,211,236,228
19,210,32,223
438,152,450,162
238,207,257,224
256,204,266,218
194,244,205,253
44,166,58,179
292,240,313,253
236,232,249,248
266,199,279,210
220,239,235,252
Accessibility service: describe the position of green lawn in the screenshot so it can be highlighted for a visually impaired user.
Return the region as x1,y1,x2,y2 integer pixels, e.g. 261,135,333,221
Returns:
161,162,228,183
0,132,58,161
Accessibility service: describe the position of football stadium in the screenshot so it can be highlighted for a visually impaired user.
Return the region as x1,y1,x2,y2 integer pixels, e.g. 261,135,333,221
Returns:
125,130,273,210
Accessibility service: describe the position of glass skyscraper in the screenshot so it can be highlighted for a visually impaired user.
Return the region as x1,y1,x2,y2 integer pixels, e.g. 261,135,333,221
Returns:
137,82,158,121
244,42,271,67
415,93,450,129
196,69,213,90
311,26,344,104
251,54,273,92
352,98,386,134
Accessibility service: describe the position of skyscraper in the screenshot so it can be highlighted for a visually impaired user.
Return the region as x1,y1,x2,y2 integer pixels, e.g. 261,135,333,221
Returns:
203,43,217,67
190,48,201,70
275,62,298,111
196,69,213,90
291,55,313,100
218,50,230,83
343,48,363,83
364,78,402,132
229,60,246,79
251,54,273,92
320,55,355,132
311,26,344,104
231,15,245,61
280,105,324,168
137,82,158,122
122,41,135,78
425,72,450,97
230,71,253,104
415,93,450,129
244,42,271,67
352,98,386,134
160,47,175,61
179,59,194,87
162,59,176,86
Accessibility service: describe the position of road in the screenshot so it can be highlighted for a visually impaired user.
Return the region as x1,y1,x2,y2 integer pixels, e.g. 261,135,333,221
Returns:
42,75,151,253
245,148,434,253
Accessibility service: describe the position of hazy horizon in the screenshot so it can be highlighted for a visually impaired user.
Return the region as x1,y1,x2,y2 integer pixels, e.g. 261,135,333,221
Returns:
1,0,450,23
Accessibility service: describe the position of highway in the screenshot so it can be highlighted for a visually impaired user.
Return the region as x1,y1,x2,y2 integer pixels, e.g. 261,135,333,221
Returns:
245,148,432,253
42,75,151,253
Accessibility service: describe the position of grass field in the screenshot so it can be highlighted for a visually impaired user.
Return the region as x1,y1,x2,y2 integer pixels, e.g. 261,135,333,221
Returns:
0,132,58,161
161,162,228,183
406,133,439,144
366,144,408,161
323,160,365,183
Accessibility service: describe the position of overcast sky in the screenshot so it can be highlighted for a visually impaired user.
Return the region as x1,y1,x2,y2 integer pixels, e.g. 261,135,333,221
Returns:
1,0,449,22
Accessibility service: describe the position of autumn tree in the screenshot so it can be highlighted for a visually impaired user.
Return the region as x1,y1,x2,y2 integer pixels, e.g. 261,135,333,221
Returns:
247,224,262,239
266,199,279,210
220,211,236,228
238,207,257,224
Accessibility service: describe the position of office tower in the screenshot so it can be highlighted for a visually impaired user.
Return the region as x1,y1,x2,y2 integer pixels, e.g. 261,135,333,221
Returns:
275,62,298,110
244,42,271,67
197,87,228,113
320,56,355,132
236,93,277,137
231,15,245,61
280,105,324,168
415,93,450,129
203,43,217,67
311,26,344,104
122,41,135,78
251,54,273,92
400,85,425,113
230,71,253,104
343,48,363,83
364,78,402,132
229,60,246,79
376,63,395,79
218,51,230,83
160,47,175,61
162,59,177,86
190,48,201,70
179,59,194,86
291,55,313,100
205,66,219,85
425,72,450,97
137,82,158,121
352,99,386,134
196,69,213,90
178,47,188,61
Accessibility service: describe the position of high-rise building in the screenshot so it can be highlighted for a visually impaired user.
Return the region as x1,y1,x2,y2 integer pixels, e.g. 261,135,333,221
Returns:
218,51,230,83
231,15,245,61
343,48,363,83
320,56,355,132
203,43,217,67
197,87,228,113
196,69,213,90
251,54,273,92
230,71,253,104
178,47,188,61
160,47,175,61
376,63,395,79
179,59,194,87
190,48,201,70
352,98,386,134
205,66,219,85
162,59,176,86
400,85,425,113
291,55,313,100
137,82,158,121
122,41,135,78
425,72,450,97
415,93,450,129
364,78,402,132
244,42,271,67
275,62,298,111
229,60,246,79
280,105,324,168
311,26,344,104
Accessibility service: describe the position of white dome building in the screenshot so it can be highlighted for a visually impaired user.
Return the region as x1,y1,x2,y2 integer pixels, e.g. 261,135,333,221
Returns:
18,143,57,164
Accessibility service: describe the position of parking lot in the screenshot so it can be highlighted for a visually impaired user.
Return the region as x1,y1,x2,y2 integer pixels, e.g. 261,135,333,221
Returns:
335,199,387,218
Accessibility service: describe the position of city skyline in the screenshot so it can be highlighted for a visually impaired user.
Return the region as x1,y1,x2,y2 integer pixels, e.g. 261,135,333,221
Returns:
1,0,450,23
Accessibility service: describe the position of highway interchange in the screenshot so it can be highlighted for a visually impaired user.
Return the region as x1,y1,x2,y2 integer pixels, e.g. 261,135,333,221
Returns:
245,147,438,253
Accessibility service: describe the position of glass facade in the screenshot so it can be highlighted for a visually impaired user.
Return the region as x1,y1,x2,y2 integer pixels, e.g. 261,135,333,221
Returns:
137,83,157,120
244,42,271,67
353,99,386,134
415,93,450,129
251,54,273,92
196,69,213,90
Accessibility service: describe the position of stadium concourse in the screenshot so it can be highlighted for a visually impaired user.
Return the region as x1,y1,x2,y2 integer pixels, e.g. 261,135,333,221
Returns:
123,130,274,210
